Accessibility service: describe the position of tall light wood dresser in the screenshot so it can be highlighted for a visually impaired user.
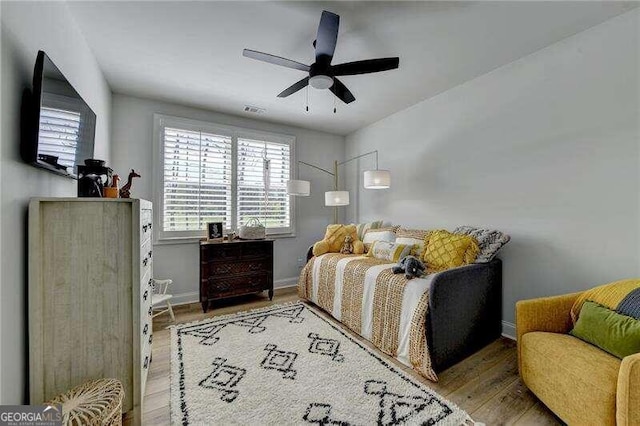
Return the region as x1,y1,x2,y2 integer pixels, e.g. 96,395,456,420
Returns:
29,198,153,425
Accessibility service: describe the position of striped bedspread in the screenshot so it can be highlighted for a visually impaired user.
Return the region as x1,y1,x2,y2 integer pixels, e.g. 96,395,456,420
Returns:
298,253,439,381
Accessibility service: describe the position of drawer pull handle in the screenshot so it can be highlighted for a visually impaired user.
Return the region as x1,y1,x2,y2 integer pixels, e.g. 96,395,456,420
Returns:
143,356,149,369
148,306,152,316
143,290,148,301
143,324,148,335
142,225,148,232
148,250,153,258
148,223,152,229
149,334,153,344
143,258,148,266
148,278,153,287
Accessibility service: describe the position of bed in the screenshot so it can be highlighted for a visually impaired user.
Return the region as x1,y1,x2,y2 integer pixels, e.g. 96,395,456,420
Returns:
298,252,502,380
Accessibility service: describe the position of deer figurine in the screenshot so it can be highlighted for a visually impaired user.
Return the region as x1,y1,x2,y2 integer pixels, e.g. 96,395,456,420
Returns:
119,169,141,199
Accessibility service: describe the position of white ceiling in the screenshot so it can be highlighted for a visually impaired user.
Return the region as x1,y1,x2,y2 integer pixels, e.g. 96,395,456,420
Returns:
67,1,636,135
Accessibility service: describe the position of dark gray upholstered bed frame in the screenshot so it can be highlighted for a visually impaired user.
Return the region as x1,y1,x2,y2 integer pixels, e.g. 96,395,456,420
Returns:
305,247,502,373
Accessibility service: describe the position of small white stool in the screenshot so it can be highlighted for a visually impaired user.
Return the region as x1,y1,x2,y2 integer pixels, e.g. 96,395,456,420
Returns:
151,279,175,322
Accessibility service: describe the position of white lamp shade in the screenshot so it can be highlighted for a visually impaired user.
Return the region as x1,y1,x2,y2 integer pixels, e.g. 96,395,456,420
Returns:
325,191,350,206
363,170,391,189
287,180,310,196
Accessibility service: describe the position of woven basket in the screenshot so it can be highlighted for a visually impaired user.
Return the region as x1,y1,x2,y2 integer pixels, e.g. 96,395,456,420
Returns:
239,218,266,240
47,378,124,426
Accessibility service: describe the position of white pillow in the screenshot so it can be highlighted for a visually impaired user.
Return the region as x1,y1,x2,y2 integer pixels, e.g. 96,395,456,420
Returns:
351,221,383,241
395,228,432,258
366,241,412,262
362,226,398,252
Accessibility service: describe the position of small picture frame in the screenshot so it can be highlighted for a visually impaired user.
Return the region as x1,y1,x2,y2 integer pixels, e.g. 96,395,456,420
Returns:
207,222,224,242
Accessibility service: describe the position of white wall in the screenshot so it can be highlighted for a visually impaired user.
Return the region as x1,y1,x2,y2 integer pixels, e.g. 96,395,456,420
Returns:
0,2,112,403
110,94,344,303
344,10,640,333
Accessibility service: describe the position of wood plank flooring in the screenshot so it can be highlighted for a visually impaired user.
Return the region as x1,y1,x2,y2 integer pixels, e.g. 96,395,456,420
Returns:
142,287,562,425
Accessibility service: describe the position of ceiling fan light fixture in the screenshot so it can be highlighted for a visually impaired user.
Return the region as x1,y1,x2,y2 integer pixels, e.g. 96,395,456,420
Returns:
309,75,333,90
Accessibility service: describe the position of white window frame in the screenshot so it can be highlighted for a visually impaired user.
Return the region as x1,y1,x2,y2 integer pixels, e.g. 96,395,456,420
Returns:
153,114,296,243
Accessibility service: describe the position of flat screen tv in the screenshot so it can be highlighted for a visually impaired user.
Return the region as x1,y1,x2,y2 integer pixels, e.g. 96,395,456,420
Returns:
24,50,96,178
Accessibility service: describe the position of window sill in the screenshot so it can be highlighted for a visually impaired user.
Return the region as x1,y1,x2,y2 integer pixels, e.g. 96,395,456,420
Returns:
154,232,297,246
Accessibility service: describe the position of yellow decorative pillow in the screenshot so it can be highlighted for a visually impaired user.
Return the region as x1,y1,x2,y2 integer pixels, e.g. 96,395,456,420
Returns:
423,230,479,271
312,224,364,257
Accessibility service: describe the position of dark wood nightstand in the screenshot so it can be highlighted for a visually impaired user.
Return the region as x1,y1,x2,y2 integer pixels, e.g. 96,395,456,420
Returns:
199,239,274,312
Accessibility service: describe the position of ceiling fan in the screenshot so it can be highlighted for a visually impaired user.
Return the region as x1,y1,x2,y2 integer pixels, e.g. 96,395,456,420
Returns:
242,10,399,105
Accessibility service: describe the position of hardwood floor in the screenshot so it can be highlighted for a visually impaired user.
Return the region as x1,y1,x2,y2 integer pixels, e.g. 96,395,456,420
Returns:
142,287,562,425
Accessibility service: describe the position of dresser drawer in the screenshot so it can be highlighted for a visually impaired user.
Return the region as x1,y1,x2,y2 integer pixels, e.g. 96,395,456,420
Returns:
240,242,272,259
140,209,152,246
201,244,241,261
140,240,153,274
204,258,271,276
205,272,269,297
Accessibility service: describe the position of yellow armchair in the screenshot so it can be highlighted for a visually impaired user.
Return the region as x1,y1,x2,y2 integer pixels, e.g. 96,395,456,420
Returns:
516,292,639,426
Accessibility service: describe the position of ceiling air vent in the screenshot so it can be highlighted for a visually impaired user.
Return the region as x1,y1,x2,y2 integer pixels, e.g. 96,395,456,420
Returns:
243,105,266,114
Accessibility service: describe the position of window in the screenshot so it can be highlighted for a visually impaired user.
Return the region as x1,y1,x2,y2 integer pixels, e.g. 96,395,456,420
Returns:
155,115,295,241
38,106,82,169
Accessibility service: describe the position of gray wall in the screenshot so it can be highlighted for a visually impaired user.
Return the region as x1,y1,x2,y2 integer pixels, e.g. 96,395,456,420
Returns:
0,2,112,403
344,10,640,335
110,94,345,303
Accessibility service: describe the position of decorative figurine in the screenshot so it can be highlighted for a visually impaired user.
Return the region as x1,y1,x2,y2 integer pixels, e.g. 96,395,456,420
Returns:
340,235,354,254
103,174,120,198
119,169,140,199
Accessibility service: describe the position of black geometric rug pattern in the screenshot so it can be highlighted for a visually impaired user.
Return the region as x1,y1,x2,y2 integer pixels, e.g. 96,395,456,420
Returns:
260,343,298,379
198,357,246,402
172,302,471,425
307,332,344,362
179,304,305,345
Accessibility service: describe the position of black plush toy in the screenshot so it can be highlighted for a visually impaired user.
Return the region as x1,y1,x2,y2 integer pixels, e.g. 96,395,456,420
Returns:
392,255,426,279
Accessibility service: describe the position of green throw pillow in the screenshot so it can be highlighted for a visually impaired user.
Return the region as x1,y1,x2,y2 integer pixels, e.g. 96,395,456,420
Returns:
570,301,640,359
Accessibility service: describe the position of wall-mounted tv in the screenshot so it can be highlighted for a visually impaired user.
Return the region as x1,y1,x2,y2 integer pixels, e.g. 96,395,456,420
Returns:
23,50,96,178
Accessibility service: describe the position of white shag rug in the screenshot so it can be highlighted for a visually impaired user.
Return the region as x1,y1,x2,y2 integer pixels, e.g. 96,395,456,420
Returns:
171,302,473,425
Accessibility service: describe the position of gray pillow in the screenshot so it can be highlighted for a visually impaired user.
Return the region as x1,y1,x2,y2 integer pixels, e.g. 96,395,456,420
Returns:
453,226,510,263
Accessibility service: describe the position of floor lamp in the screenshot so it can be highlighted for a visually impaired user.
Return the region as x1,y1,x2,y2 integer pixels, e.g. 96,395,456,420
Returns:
286,150,390,224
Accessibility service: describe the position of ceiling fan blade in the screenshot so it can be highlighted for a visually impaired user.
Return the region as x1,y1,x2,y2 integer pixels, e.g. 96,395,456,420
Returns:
332,57,399,76
329,78,355,104
315,11,339,64
243,49,310,72
277,77,310,98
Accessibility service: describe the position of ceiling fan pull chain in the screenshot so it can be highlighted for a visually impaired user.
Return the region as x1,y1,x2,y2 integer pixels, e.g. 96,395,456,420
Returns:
306,85,309,112
333,93,337,114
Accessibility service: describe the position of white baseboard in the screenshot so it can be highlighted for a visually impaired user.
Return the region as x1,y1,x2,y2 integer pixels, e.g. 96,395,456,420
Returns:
169,277,299,307
171,291,199,306
502,321,516,340
274,277,298,289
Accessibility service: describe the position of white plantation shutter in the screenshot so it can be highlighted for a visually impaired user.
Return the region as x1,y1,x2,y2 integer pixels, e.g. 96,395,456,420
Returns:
237,138,291,233
156,115,295,240
38,106,81,168
162,127,232,233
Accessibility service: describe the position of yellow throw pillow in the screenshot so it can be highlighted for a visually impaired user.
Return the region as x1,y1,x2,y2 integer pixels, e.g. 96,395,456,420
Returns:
423,230,479,271
312,224,364,256
366,241,412,263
